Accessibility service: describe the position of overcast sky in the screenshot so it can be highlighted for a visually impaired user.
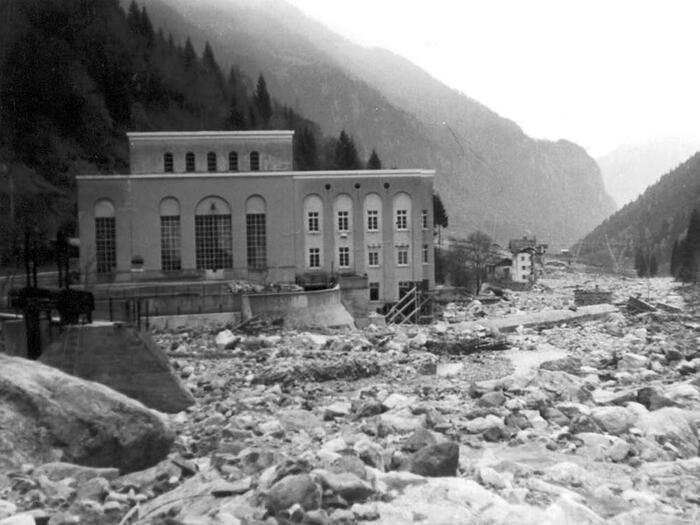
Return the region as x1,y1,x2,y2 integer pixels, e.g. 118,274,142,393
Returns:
287,0,700,157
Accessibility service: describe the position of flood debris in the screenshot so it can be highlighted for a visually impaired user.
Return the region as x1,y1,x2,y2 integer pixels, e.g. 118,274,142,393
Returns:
1,273,699,525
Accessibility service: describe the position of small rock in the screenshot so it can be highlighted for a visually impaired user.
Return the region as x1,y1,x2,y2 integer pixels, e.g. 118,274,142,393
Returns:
408,442,459,477
266,474,321,514
477,391,506,407
477,467,508,489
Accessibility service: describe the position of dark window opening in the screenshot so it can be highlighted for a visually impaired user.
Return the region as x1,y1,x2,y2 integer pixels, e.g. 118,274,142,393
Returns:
186,152,195,172
163,152,173,173
246,213,266,269
207,152,217,172
195,215,232,270
229,151,238,171
250,151,260,171
95,217,116,274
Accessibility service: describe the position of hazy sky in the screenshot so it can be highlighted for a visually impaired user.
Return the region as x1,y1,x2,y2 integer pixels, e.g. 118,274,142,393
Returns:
287,0,700,157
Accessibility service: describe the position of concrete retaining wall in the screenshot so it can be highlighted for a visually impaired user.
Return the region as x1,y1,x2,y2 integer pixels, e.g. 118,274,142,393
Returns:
242,285,354,329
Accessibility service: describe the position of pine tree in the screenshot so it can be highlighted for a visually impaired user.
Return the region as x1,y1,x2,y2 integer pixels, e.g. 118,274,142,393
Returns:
670,239,680,278
202,42,223,87
126,0,141,35
140,6,154,47
295,127,318,170
367,149,382,169
634,246,647,277
224,93,246,130
433,193,448,228
254,74,272,127
183,38,196,69
333,130,361,169
648,252,658,277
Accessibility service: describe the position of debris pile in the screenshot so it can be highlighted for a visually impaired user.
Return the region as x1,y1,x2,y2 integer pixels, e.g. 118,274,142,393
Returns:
1,274,699,524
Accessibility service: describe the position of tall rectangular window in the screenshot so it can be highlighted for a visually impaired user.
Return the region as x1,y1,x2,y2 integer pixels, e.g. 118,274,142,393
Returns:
160,216,181,271
185,152,195,172
95,217,116,274
246,214,266,269
229,151,238,171
369,282,380,301
339,247,350,268
163,153,173,173
397,248,409,266
195,215,232,270
396,209,408,230
398,281,413,299
308,211,320,232
309,248,321,268
422,244,429,264
337,210,349,232
368,250,380,267
421,209,428,229
207,152,217,172
367,210,379,231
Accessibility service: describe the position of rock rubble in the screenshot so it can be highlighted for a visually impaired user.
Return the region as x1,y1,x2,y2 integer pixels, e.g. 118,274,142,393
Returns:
1,273,699,524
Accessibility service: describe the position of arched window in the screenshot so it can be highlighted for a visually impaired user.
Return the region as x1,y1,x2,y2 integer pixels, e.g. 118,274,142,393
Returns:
185,152,195,172
159,197,181,271
363,193,382,232
163,152,173,173
334,194,352,233
94,199,116,274
393,192,412,231
229,151,238,171
207,151,217,172
303,194,323,270
194,196,232,270
250,151,260,171
246,196,266,269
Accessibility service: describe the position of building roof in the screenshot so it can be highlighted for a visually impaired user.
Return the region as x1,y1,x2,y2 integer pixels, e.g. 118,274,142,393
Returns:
126,130,295,142
76,169,435,181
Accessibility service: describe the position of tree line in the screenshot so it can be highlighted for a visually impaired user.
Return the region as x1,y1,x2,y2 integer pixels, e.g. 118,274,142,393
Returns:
0,0,385,265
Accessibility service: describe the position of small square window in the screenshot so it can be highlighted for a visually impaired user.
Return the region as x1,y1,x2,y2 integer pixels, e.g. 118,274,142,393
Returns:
369,282,380,301
308,211,320,232
309,248,320,268
337,210,349,232
397,248,409,266
339,246,350,268
367,210,379,231
368,250,380,267
396,209,408,230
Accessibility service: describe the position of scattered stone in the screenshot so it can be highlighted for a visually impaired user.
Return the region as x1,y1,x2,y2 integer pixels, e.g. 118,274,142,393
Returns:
408,442,459,477
266,474,322,514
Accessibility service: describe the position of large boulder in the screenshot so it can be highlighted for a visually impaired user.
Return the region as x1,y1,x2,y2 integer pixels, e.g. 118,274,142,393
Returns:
0,355,173,473
635,408,699,459
40,324,194,413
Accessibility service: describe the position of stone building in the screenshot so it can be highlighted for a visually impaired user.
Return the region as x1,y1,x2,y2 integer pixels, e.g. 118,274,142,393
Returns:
76,131,435,306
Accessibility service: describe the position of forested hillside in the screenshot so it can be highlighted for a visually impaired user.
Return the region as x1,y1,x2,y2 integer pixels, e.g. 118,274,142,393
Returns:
145,0,615,248
0,0,353,265
575,151,700,271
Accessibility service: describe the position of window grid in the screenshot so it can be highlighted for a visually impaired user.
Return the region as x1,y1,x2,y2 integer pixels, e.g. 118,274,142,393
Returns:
422,244,429,264
367,210,379,231
250,151,260,171
308,211,320,232
195,215,232,270
229,151,238,171
207,152,217,172
246,213,267,269
396,209,408,230
309,248,321,268
421,210,428,229
185,152,195,172
398,281,413,299
339,247,350,268
337,210,349,232
369,282,380,301
95,217,116,274
160,216,181,271
397,248,409,266
368,250,380,267
163,153,173,173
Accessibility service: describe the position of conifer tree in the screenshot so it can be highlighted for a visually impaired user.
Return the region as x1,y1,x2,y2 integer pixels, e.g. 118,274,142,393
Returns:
333,130,361,169
183,38,196,69
202,42,223,87
295,127,318,170
140,6,154,47
126,0,141,35
367,149,382,169
254,74,272,126
634,246,647,277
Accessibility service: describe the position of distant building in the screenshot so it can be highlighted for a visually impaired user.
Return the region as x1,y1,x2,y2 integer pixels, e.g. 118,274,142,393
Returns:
76,131,435,307
507,236,547,283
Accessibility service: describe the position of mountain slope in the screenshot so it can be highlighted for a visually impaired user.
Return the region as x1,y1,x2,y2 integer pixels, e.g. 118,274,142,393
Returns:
142,0,615,249
597,139,700,207
575,151,700,269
